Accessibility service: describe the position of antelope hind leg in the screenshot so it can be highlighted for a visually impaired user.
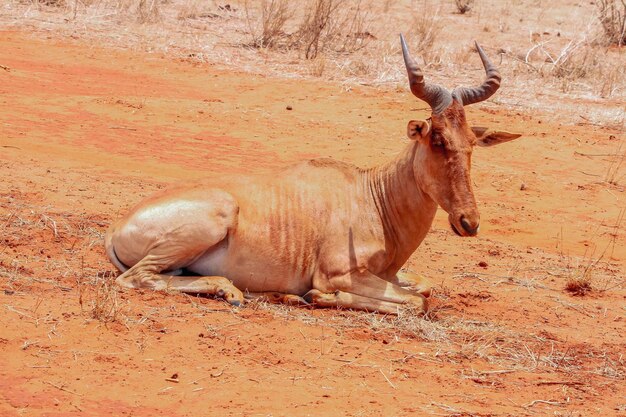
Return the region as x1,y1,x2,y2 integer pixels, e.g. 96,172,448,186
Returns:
245,292,311,307
116,258,243,306
394,271,433,298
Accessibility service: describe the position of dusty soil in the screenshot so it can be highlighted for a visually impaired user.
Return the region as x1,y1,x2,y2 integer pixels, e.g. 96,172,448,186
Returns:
0,29,624,416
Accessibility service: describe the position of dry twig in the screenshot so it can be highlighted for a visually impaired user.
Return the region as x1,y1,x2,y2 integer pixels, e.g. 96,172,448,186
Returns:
44,380,83,396
523,399,562,408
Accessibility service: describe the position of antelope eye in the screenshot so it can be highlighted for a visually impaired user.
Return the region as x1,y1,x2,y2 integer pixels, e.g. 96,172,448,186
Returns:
430,134,445,148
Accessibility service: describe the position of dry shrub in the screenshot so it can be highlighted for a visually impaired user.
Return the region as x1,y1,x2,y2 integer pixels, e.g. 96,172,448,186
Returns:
296,0,371,59
114,0,162,23
296,0,338,58
454,0,473,14
565,275,593,296
136,0,161,23
296,0,373,59
308,54,327,77
599,65,623,97
244,0,372,59
596,0,626,46
244,0,293,48
405,5,442,64
29,0,67,7
523,36,625,95
551,41,601,79
553,43,625,96
177,1,212,20
329,1,372,55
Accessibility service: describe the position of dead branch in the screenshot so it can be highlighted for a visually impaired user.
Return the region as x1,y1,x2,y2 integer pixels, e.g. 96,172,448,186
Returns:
379,369,396,389
109,126,137,131
574,151,617,157
536,380,585,386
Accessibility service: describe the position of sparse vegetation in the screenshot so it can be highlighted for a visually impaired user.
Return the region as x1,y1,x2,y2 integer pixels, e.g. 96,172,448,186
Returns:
1,0,622,125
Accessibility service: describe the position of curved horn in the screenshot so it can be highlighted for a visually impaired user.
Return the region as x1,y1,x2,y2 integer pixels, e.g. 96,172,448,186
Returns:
452,42,501,106
400,34,452,114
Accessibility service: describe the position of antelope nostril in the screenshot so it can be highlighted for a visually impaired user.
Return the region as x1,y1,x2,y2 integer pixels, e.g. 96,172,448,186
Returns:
460,216,479,235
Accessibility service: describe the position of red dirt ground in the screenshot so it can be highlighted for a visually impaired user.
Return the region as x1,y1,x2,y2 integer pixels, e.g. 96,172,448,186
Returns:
0,31,624,416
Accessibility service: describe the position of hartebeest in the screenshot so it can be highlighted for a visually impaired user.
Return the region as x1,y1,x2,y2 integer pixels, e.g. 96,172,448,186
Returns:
105,35,521,314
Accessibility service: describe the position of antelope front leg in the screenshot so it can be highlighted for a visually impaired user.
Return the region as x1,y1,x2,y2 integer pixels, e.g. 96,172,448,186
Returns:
304,289,410,315
311,270,427,314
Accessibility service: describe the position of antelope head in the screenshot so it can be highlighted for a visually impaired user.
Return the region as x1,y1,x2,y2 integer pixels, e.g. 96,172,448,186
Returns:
400,34,521,237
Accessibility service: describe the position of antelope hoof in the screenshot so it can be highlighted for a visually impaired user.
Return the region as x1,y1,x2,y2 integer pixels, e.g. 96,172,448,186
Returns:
402,294,428,315
217,288,244,307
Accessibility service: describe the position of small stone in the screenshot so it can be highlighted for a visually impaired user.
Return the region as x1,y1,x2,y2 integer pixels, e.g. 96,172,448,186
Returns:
478,261,488,268
520,183,527,190
286,105,293,110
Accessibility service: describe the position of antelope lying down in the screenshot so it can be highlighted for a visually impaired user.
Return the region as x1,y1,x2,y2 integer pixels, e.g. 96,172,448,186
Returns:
105,36,521,314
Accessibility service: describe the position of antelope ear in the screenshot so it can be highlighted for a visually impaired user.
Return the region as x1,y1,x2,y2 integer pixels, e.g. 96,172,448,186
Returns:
472,127,522,147
407,120,430,140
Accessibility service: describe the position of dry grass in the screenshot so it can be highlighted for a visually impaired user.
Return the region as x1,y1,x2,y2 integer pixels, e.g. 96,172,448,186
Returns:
564,274,593,296
557,209,624,296
560,253,596,296
78,270,126,323
246,291,601,377
605,140,625,185
0,192,124,323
